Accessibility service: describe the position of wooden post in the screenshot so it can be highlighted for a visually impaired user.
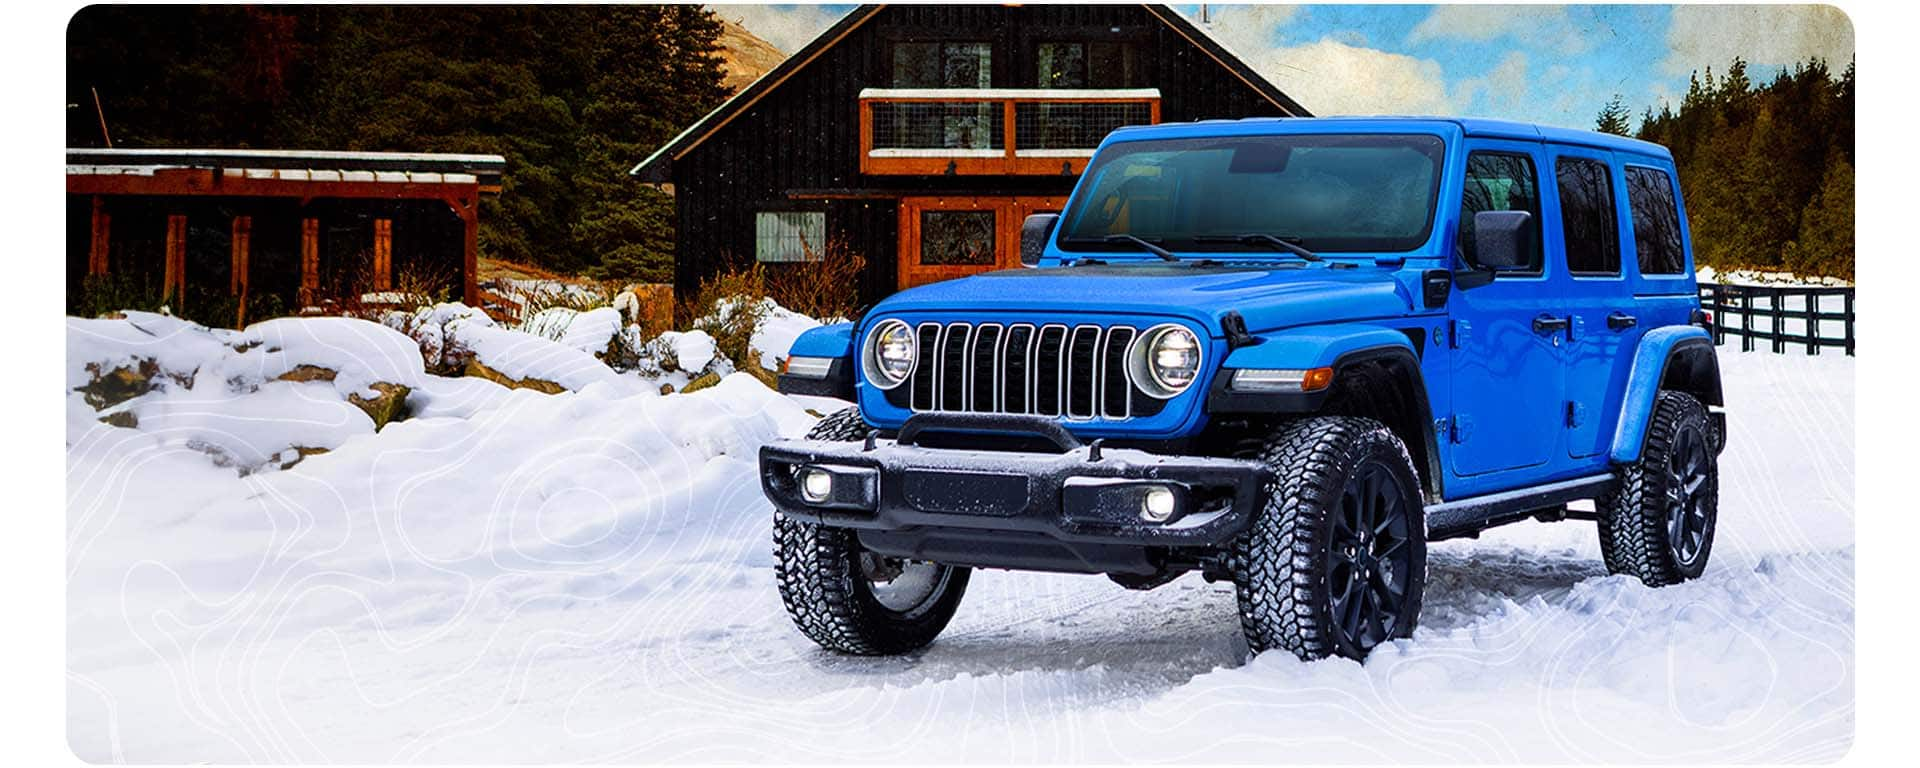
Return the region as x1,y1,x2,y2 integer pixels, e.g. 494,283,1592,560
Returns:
1769,288,1784,353
231,215,252,327
1797,291,1812,357
1844,290,1855,356
300,216,320,306
456,196,479,306
230,216,252,295
372,218,393,291
87,196,110,276
163,214,187,305
1739,289,1753,352
1002,99,1018,173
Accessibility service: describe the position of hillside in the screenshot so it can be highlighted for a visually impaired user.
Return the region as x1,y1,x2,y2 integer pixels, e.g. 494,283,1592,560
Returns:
717,18,786,93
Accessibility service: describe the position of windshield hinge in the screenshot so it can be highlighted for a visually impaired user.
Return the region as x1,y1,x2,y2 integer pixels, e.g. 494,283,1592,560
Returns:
1221,311,1261,349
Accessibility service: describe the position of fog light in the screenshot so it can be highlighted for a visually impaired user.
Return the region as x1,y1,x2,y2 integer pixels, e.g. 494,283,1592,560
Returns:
1141,486,1177,522
800,468,833,503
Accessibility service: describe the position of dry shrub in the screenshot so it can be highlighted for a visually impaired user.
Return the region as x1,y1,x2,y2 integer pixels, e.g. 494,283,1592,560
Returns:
679,261,768,369
313,251,458,320
764,234,866,321
515,280,616,322
616,283,676,337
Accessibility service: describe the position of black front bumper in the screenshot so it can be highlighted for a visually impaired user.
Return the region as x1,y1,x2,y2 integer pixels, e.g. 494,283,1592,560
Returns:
758,416,1271,575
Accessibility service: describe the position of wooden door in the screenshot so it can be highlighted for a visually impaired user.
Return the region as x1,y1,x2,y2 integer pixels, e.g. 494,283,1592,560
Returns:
897,196,1069,290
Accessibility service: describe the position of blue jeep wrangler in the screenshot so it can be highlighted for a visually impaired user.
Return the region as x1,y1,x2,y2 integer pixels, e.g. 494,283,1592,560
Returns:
761,117,1724,661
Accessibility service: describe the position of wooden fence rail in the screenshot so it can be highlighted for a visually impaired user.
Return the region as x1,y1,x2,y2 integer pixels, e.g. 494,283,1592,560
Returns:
1698,283,1854,356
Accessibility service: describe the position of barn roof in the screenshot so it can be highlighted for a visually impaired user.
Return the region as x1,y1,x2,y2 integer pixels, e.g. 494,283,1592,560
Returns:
628,3,1309,182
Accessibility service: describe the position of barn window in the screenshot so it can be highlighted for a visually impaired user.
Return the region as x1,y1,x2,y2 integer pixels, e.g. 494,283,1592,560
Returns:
893,41,992,88
1037,41,1142,88
755,211,826,262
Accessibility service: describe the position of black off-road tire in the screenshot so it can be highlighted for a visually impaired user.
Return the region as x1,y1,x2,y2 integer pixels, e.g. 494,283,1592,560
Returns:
773,408,971,655
1230,416,1427,661
1598,391,1719,586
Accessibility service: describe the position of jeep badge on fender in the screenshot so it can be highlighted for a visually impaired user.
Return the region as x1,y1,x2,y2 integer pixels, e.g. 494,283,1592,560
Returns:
761,117,1724,662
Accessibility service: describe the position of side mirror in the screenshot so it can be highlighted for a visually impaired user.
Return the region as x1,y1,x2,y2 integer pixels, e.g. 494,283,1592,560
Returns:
1020,213,1059,267
1471,210,1533,270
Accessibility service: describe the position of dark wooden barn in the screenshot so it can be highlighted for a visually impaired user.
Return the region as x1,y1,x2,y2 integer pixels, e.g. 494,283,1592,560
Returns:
67,148,505,324
631,3,1308,305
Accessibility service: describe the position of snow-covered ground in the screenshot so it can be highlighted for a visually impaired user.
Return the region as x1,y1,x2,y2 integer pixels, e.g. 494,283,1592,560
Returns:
66,319,1852,763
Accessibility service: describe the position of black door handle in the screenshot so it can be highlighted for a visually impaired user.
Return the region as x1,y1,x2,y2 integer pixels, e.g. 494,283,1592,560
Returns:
1532,314,1571,335
1607,311,1638,330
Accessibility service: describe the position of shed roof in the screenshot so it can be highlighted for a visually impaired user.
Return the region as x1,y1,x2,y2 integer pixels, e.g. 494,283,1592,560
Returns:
67,148,507,188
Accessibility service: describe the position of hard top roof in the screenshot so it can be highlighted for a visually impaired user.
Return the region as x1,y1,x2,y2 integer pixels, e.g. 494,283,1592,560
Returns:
1107,116,1673,159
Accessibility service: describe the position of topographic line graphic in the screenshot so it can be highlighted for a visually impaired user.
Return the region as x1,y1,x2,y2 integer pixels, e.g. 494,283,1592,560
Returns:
66,310,1852,763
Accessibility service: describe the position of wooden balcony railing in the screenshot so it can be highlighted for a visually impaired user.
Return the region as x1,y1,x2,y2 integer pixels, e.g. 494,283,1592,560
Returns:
858,88,1161,176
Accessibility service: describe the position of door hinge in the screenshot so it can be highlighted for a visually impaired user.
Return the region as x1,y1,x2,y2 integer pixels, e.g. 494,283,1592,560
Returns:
1566,401,1588,428
1449,319,1471,349
1442,414,1472,444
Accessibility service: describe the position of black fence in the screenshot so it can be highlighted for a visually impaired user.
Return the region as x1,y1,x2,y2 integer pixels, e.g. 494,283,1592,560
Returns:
1698,283,1855,356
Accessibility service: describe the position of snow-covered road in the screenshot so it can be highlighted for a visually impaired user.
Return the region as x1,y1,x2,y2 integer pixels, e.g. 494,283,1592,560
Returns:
66,347,1852,763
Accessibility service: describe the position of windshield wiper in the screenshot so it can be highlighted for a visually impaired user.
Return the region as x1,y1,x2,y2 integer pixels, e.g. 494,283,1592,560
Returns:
1194,234,1323,262
1087,233,1180,262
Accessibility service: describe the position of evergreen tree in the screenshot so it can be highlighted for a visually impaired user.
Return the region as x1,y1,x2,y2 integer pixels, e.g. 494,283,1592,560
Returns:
1626,55,1854,279
1595,94,1633,135
575,6,730,283
1784,155,1854,279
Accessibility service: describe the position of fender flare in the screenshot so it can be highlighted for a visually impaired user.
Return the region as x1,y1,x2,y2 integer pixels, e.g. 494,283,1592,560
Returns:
1205,324,1441,498
778,322,856,399
1608,325,1721,464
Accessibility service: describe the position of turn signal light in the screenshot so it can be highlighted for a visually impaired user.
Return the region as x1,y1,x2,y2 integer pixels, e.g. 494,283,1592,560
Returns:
1230,366,1335,393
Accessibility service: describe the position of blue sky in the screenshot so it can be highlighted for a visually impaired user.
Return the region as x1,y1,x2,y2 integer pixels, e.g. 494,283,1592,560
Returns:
712,4,1854,131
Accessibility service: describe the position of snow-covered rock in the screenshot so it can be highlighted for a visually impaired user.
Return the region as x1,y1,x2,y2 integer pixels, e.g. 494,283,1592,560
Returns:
66,311,234,402
664,329,717,373
224,316,426,399
451,320,641,395
520,306,624,358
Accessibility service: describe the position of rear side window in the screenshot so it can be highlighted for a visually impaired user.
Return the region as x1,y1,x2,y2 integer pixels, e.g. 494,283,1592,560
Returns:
1626,166,1686,275
1555,157,1620,275
1459,152,1543,272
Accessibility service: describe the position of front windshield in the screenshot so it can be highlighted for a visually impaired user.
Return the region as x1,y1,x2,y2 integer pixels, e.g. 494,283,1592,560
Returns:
1058,133,1446,255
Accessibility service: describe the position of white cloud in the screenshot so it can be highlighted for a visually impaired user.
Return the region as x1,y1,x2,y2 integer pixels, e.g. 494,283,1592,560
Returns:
706,4,847,54
1199,4,1302,59
1407,5,1591,54
1663,5,1854,74
1453,51,1530,115
1246,38,1452,116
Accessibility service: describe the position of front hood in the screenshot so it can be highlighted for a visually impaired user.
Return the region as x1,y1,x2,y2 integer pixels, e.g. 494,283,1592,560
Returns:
872,263,1421,335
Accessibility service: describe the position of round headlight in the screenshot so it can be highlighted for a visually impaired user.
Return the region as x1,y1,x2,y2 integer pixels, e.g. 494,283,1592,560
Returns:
862,319,916,389
1132,324,1202,398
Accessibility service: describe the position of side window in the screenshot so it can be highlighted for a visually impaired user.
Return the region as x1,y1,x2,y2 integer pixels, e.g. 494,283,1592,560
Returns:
1459,151,1543,272
755,211,825,262
1626,166,1686,275
1555,157,1620,275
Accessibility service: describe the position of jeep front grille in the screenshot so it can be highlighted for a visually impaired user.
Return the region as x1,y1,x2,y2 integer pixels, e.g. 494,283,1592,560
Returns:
897,322,1161,420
